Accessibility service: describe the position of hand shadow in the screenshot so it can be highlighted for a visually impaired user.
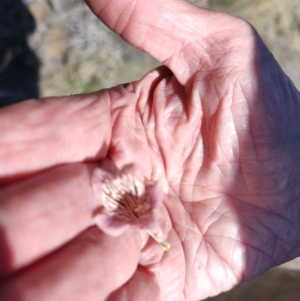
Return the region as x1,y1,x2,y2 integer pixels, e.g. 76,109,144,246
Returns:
204,27,300,301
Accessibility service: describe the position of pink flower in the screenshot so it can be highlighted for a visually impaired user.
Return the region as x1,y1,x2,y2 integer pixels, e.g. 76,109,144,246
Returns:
92,164,170,251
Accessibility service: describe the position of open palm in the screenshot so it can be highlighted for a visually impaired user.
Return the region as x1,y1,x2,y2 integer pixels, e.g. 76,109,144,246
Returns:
1,0,300,300
87,0,300,300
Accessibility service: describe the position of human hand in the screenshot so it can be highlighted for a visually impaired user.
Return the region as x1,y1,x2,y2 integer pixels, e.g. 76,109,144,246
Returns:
83,0,300,300
0,95,144,300
1,0,300,300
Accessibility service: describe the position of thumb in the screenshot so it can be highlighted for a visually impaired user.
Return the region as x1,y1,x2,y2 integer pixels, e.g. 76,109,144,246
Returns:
84,0,224,85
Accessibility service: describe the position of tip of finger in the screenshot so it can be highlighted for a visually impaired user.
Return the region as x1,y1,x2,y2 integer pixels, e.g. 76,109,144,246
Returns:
139,235,165,266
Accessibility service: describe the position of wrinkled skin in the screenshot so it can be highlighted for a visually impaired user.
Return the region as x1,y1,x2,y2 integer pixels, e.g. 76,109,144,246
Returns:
1,0,300,300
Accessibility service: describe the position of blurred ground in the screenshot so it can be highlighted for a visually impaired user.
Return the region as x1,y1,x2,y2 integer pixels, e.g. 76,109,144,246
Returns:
25,0,300,98
26,0,161,97
0,0,300,299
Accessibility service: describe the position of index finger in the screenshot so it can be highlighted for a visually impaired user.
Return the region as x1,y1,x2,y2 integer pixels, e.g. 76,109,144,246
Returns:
0,163,98,277
0,91,111,182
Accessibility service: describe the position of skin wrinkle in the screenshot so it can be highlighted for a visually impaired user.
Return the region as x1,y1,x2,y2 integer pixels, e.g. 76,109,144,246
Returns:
154,142,173,179
168,173,185,200
163,202,184,259
197,202,237,234
184,264,200,299
3,0,300,299
191,249,207,287
177,38,208,81
182,237,204,289
188,88,202,123
249,242,277,277
253,213,293,249
139,113,161,180
213,207,240,228
118,0,138,41
271,232,288,262
152,113,170,178
172,222,202,242
181,167,198,204
189,204,214,237
211,237,239,281
163,249,183,272
132,12,151,54
229,262,244,285
166,104,186,124
185,128,202,154
136,86,152,121
205,214,237,240
205,234,265,281
204,243,230,287
91,0,105,21
204,233,263,253
239,233,278,265
60,94,99,115
69,98,106,121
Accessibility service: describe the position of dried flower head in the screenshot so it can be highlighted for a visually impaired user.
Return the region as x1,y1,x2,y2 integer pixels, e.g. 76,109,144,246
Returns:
92,164,170,251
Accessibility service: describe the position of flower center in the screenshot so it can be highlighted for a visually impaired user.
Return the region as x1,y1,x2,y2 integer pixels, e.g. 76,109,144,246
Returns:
101,173,151,220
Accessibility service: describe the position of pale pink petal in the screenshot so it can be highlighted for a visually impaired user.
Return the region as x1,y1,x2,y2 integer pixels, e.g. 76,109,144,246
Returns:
94,213,130,236
92,164,170,251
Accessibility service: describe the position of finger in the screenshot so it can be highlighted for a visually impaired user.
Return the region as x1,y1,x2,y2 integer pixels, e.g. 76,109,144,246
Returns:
84,0,238,84
0,163,100,277
0,92,111,182
108,230,185,301
0,227,141,301
107,268,160,301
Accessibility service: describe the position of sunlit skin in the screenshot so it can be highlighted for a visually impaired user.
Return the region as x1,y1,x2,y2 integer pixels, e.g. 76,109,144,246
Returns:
0,0,300,300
